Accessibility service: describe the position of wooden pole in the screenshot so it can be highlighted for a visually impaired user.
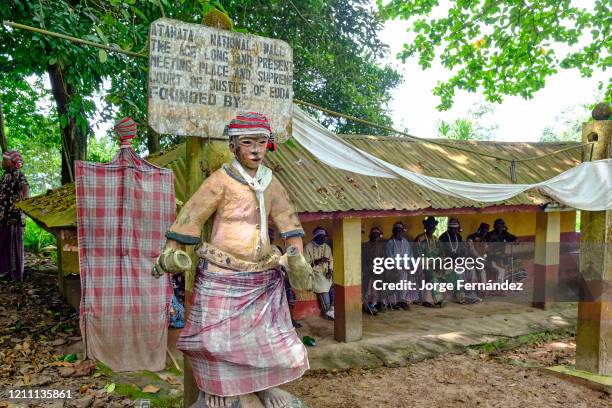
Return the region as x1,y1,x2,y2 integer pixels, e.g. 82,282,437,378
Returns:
575,103,611,375
182,10,235,407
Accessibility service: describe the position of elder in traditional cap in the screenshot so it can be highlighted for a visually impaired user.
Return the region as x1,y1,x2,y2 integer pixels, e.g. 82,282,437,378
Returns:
0,149,29,281
304,226,335,319
385,221,417,310
486,218,518,293
414,216,445,307
157,112,308,408
439,218,467,304
361,226,385,315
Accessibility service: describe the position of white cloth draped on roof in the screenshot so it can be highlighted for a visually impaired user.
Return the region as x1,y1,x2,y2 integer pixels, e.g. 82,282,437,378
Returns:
292,105,612,211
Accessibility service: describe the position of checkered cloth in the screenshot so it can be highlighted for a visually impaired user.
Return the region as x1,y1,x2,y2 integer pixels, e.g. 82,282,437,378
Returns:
75,144,174,372
177,262,309,396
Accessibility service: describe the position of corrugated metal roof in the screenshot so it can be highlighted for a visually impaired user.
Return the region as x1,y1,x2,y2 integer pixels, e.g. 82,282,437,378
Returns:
17,183,77,228
17,136,583,229
266,135,582,213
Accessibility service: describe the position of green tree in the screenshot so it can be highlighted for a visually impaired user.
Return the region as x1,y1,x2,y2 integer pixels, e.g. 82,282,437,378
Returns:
379,0,611,110
0,74,62,193
0,0,126,183
437,102,497,140
2,0,401,181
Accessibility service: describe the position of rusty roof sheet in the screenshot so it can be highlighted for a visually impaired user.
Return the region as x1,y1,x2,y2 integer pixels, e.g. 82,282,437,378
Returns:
17,136,583,229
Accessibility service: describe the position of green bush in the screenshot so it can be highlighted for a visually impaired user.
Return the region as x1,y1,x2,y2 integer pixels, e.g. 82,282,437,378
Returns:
23,217,56,254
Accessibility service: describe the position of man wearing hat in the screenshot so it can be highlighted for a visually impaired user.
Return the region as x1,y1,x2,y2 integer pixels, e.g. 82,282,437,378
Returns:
304,226,335,319
385,221,418,310
157,112,309,408
467,223,490,297
362,226,385,315
0,149,29,281
486,218,518,292
414,217,445,307
439,218,467,304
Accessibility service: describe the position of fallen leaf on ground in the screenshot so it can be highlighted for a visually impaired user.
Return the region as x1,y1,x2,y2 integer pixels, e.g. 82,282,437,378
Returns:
142,384,160,393
49,360,73,367
59,367,76,377
73,360,96,377
165,375,181,385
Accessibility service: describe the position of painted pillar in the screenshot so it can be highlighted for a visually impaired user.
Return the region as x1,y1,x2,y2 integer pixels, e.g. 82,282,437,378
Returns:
575,104,611,375
332,217,362,342
532,211,560,309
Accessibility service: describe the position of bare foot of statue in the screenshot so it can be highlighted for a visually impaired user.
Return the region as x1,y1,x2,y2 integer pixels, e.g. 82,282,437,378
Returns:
255,387,295,408
190,391,241,408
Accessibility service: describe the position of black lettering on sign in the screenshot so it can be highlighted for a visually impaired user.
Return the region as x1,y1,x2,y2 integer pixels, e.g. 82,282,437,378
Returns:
269,87,291,99
223,94,240,107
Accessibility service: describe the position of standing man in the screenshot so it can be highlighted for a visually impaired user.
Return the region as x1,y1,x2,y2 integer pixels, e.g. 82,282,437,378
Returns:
361,226,385,315
439,218,466,304
304,226,335,320
414,217,445,307
385,221,417,310
156,112,309,408
0,150,28,281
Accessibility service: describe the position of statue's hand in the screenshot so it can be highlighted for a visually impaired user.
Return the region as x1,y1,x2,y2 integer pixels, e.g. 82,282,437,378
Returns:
152,248,192,278
282,246,314,292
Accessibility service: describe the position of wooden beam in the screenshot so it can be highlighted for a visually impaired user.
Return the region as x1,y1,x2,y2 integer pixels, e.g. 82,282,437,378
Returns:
575,115,611,375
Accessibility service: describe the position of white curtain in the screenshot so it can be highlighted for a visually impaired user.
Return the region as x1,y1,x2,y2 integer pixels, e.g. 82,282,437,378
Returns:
292,105,612,211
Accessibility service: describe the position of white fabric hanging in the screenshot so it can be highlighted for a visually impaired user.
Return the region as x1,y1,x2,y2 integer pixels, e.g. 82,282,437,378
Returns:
292,105,612,211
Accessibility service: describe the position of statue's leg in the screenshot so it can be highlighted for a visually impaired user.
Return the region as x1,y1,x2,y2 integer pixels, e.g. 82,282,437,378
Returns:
256,387,308,408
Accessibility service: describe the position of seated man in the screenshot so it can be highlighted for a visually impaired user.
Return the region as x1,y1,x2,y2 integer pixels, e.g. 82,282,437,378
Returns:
304,227,335,320
361,227,385,315
158,112,309,408
439,218,466,304
414,216,445,307
486,218,518,294
466,223,490,297
385,221,417,310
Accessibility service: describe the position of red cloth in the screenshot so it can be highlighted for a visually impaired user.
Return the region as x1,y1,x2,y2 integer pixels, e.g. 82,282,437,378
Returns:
76,145,174,372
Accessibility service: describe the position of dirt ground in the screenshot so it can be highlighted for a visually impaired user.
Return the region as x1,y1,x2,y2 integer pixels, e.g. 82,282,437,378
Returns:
283,338,611,408
1,257,611,408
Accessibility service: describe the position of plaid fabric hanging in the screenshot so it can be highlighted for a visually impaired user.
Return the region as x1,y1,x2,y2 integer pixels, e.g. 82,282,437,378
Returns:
76,119,174,371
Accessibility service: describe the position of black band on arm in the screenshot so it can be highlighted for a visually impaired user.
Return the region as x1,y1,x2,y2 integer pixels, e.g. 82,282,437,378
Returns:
165,231,201,245
280,229,305,239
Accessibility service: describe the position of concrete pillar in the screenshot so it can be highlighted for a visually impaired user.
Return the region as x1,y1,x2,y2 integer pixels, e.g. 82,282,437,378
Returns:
532,210,560,309
575,105,611,375
332,217,362,342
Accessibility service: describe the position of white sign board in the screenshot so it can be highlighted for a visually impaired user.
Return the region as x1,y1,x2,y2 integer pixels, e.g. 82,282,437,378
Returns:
147,18,293,141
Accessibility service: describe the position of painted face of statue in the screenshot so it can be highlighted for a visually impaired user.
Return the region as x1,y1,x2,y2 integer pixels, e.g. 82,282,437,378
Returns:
232,134,269,171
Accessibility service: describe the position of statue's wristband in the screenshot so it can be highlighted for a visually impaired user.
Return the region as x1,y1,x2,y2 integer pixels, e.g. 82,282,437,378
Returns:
165,231,201,245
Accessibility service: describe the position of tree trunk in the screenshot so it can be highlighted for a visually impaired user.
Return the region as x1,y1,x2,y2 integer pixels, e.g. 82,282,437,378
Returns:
0,100,7,153
47,63,88,184
146,126,161,155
